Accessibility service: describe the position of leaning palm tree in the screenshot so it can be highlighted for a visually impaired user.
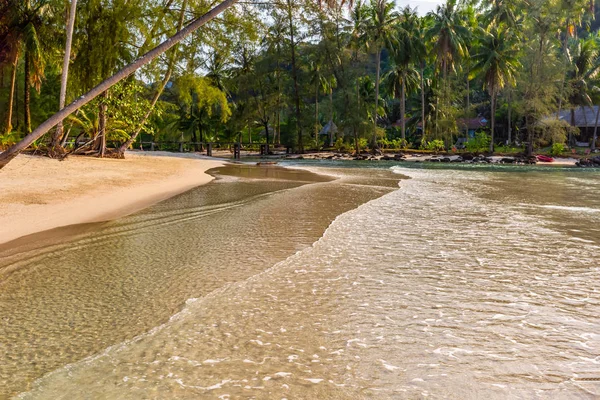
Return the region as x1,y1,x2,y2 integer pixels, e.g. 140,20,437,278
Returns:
365,0,398,150
0,0,352,169
471,25,521,152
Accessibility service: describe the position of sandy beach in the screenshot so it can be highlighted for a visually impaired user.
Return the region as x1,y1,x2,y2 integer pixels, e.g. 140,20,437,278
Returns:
0,152,223,245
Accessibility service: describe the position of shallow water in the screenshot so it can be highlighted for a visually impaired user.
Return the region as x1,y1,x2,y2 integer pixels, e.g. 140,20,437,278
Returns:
0,164,397,399
3,163,600,399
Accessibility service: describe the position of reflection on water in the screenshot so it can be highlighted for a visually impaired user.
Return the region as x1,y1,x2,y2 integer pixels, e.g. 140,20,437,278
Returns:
0,164,397,399
4,164,600,399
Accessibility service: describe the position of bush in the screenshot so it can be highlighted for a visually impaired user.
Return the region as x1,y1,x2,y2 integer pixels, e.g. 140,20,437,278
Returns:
392,138,408,149
0,131,20,149
358,137,369,151
334,138,346,152
466,132,490,153
425,139,445,152
550,142,565,156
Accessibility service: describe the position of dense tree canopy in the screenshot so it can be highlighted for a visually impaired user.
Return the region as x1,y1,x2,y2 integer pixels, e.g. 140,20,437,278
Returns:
2,0,600,160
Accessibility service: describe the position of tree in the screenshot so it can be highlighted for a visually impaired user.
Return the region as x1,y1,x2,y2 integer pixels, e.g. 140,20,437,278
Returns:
308,57,328,147
175,75,231,151
0,0,50,135
116,0,188,157
426,0,468,82
566,36,600,145
385,7,419,141
366,0,397,150
51,0,77,154
0,0,240,169
471,24,521,152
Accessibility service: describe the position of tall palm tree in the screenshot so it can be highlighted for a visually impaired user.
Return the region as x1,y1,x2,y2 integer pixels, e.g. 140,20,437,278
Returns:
350,1,369,61
206,50,230,94
385,6,419,141
0,0,243,168
366,0,398,150
0,0,49,135
426,0,468,82
51,0,77,153
413,14,431,143
567,37,600,133
426,0,468,140
308,58,328,147
471,25,521,152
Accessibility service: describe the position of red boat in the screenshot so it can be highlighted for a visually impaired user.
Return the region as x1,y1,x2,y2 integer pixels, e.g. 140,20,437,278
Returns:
536,155,555,162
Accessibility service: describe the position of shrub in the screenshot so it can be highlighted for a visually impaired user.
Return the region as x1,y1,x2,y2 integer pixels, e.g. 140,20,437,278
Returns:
392,138,408,149
466,132,490,153
0,131,20,150
550,142,565,156
334,138,346,152
358,137,369,151
425,139,445,152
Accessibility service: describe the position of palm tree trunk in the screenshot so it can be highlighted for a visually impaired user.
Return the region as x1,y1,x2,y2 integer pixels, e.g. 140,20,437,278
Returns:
286,0,302,153
191,128,198,151
466,72,470,141
401,73,406,141
24,53,31,134
3,50,18,135
556,20,570,118
52,0,78,152
420,62,425,145
570,108,576,146
315,81,319,148
0,0,240,169
373,46,381,151
199,125,204,151
329,86,334,146
97,91,107,157
264,122,270,154
507,88,512,145
592,105,599,150
490,91,496,153
116,0,187,157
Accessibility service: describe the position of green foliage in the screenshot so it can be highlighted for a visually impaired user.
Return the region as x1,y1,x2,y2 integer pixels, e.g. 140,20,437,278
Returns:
0,131,21,149
533,118,577,147
425,139,445,151
2,0,600,158
358,137,369,150
466,132,491,153
380,137,408,149
334,137,347,152
494,144,521,154
550,142,566,156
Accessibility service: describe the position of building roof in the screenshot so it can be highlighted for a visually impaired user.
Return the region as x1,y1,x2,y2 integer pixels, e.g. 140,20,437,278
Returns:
319,120,338,136
558,106,600,127
456,117,488,130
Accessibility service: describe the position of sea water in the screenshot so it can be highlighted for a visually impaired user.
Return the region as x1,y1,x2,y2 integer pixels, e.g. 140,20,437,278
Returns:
3,163,600,399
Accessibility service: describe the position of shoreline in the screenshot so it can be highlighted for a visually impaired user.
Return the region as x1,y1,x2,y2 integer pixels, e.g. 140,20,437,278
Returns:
0,152,224,245
0,163,400,398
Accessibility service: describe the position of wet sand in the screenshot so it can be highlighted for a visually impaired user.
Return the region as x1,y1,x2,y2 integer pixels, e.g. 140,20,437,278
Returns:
0,164,401,398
